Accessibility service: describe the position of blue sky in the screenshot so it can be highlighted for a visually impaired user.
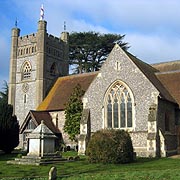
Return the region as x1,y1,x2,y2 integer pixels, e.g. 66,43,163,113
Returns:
1,0,180,90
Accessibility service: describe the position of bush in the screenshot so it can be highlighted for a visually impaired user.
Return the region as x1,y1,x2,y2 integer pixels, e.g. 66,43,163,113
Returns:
86,129,134,164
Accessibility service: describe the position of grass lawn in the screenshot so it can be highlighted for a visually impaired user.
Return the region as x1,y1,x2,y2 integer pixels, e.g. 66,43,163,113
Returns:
0,151,180,179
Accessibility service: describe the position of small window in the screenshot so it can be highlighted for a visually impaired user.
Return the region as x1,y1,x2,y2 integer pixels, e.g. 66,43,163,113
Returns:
50,62,58,76
165,112,170,131
24,94,26,103
27,119,36,130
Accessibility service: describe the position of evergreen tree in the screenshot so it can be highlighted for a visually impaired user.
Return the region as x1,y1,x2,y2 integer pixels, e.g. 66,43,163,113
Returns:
0,81,8,105
64,84,85,142
69,32,129,73
0,103,19,153
0,81,19,153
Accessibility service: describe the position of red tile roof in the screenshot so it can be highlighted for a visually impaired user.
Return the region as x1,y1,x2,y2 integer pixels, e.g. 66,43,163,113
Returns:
37,72,98,111
156,72,180,106
20,110,60,134
152,60,180,72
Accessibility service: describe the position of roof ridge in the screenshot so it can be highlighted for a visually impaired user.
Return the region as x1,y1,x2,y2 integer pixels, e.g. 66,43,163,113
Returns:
61,71,99,79
155,70,180,75
151,60,180,66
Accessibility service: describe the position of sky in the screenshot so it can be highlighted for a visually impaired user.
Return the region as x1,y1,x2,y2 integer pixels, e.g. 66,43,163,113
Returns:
1,0,180,90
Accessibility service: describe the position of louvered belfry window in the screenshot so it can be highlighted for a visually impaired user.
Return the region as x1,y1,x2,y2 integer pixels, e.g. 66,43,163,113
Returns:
22,61,32,80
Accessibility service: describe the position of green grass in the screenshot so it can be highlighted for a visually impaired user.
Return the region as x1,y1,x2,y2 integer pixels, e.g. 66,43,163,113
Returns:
0,151,180,179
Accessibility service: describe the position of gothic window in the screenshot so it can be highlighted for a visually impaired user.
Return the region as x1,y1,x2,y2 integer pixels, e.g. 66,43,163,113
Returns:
50,62,58,76
104,81,134,129
22,61,32,80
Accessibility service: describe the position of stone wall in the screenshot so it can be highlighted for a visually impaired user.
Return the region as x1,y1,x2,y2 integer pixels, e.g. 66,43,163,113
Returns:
83,45,159,156
49,111,76,148
15,55,37,126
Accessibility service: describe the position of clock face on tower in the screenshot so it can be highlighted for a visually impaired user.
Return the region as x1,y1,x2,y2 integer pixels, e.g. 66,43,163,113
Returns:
22,82,29,93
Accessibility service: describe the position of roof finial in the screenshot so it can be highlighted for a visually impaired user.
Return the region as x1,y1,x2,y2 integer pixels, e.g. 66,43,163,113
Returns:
40,4,44,20
64,21,66,31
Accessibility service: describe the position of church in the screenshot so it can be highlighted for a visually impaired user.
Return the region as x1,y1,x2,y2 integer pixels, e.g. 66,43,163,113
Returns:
8,17,180,157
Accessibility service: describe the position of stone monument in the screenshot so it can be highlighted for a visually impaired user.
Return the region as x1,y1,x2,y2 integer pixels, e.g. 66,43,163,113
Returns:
27,120,57,157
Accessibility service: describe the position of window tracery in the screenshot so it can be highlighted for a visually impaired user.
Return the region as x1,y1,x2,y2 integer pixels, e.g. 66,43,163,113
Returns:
105,81,134,129
22,61,32,80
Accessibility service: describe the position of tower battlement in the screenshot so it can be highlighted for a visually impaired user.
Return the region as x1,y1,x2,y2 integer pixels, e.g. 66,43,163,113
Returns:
18,33,37,46
48,34,60,43
17,33,37,57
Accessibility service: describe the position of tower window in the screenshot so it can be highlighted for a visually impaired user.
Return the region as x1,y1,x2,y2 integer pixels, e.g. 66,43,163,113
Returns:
50,62,58,76
24,94,26,103
104,81,134,129
22,61,32,80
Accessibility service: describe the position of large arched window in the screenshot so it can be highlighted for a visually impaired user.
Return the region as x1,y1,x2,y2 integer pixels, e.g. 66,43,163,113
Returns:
104,81,134,129
22,61,32,80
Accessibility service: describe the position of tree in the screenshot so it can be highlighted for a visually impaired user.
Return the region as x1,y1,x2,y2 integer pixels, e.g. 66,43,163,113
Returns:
0,81,8,105
64,84,85,142
69,32,129,73
0,81,19,153
0,103,19,153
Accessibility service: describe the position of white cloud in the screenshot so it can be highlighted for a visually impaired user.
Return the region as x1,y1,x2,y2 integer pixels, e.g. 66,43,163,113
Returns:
125,33,180,63
1,0,180,90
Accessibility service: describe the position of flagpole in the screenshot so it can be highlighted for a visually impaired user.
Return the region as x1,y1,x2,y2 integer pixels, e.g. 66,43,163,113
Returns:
40,4,44,20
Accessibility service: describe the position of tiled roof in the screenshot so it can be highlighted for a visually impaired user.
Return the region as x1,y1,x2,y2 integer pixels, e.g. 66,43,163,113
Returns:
37,72,98,111
152,60,180,72
126,52,176,104
156,72,180,106
37,47,178,112
20,110,60,134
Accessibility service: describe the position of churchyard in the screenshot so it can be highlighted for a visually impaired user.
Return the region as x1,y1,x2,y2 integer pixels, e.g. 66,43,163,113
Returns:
1,151,180,180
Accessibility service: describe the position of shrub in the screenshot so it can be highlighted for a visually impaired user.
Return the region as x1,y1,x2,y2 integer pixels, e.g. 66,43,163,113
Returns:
86,129,134,164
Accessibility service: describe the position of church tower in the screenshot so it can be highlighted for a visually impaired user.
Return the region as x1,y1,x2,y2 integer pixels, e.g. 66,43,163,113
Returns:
8,17,69,127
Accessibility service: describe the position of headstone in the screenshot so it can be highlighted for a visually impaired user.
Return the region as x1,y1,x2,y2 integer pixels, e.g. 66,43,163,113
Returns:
49,166,57,180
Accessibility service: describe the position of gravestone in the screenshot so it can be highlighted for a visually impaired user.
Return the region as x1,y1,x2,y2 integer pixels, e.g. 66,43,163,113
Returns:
49,166,57,180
